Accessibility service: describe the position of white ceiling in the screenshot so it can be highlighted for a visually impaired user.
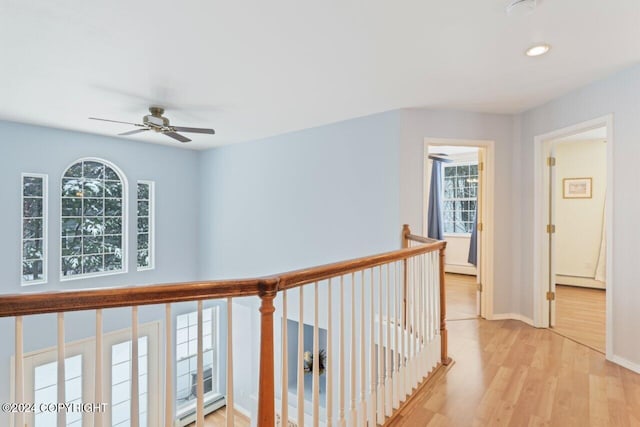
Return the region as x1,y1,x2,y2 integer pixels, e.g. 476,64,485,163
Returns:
0,1,638,149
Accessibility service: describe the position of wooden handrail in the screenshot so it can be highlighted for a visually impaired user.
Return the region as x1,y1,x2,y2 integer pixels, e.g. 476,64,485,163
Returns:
0,279,278,317
277,241,445,290
0,240,444,318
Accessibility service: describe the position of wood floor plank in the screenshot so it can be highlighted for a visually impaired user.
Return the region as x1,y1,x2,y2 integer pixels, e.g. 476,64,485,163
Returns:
385,319,640,427
553,284,605,352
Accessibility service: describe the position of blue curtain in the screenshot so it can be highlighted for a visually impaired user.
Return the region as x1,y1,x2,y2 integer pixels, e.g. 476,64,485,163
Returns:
468,204,478,265
427,160,444,240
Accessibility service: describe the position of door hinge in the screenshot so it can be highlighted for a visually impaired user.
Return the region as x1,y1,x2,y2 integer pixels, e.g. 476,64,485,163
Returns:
477,283,483,292
546,224,556,233
547,156,556,166
546,291,555,301
477,223,484,232
478,162,484,172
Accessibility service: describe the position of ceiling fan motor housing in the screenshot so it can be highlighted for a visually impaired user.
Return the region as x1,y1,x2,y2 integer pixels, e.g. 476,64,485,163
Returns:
143,111,170,130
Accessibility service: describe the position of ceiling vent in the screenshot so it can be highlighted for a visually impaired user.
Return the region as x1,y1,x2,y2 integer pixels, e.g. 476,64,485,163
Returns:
506,0,538,16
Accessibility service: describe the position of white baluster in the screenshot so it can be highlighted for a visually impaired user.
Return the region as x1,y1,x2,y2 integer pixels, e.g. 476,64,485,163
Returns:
282,291,289,427
338,276,346,427
298,287,305,427
349,273,356,425
131,307,139,427
386,263,393,417
377,265,384,424
164,305,173,427
197,301,205,426
14,316,24,427
95,309,104,427
359,270,366,426
57,313,67,426
226,298,235,427
312,282,320,427
370,268,376,425
393,262,400,409
326,279,333,427
401,258,408,400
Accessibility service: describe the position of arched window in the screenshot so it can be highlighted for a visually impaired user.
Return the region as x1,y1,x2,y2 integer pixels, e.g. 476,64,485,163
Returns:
61,159,127,279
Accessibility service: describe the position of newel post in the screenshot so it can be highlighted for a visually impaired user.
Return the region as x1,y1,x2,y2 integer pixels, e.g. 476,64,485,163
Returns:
401,224,411,249
439,244,452,365
257,280,278,426
401,225,410,328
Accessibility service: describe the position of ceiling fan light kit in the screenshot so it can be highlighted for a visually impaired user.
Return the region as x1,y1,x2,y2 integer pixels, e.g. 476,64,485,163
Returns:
89,106,215,143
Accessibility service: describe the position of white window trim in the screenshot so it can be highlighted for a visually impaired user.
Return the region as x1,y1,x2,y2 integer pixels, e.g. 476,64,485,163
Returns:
442,161,478,235
59,157,128,281
137,180,155,271
12,321,160,427
21,173,48,286
174,306,221,420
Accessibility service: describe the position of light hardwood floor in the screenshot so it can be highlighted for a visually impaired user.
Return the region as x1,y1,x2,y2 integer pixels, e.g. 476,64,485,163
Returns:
445,273,478,320
187,408,251,427
553,284,606,353
387,318,640,426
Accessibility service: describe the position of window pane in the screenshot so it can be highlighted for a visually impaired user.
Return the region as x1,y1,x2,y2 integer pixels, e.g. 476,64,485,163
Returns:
61,160,125,279
62,178,83,197
83,198,104,216
23,239,44,260
23,219,43,239
138,217,149,233
83,218,105,236
64,163,83,178
105,217,122,235
105,181,122,198
137,183,149,200
138,201,149,217
105,254,123,271
83,161,104,179
62,237,82,256
138,251,149,268
23,177,43,196
83,179,104,197
61,256,81,276
62,198,82,216
105,199,122,216
23,198,43,218
62,218,82,237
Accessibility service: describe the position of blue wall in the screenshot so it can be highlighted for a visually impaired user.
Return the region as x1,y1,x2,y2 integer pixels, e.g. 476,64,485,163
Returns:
198,111,402,280
0,120,201,293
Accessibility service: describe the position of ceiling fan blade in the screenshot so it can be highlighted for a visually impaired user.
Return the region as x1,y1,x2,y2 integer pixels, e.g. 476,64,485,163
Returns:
89,117,145,127
119,128,149,136
164,131,191,143
172,126,216,135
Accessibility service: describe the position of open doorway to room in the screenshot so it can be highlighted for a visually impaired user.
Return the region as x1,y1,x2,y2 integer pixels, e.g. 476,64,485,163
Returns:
535,116,612,356
549,128,607,352
424,139,494,321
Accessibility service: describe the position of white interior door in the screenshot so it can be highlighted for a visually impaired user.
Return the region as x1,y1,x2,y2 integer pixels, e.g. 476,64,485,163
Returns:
476,148,486,317
548,145,558,327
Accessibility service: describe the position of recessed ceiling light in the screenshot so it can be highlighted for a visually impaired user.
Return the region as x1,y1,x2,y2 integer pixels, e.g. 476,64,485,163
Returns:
525,44,551,57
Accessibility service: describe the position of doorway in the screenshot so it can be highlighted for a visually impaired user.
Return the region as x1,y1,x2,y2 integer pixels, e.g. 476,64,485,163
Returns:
534,116,613,356
424,138,495,321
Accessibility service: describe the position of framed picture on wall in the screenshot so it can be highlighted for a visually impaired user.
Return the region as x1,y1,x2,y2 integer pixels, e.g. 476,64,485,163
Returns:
563,177,592,199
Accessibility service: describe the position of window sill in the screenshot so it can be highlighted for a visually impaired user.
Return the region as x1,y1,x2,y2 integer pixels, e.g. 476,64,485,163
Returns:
443,233,472,238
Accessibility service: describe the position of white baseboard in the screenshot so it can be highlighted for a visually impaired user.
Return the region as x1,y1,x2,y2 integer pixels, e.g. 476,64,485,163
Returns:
444,264,477,276
233,403,252,419
556,275,605,289
610,355,640,374
490,313,535,327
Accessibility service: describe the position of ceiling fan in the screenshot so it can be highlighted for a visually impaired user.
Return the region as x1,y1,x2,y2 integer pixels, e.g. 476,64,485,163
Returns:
89,106,215,143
